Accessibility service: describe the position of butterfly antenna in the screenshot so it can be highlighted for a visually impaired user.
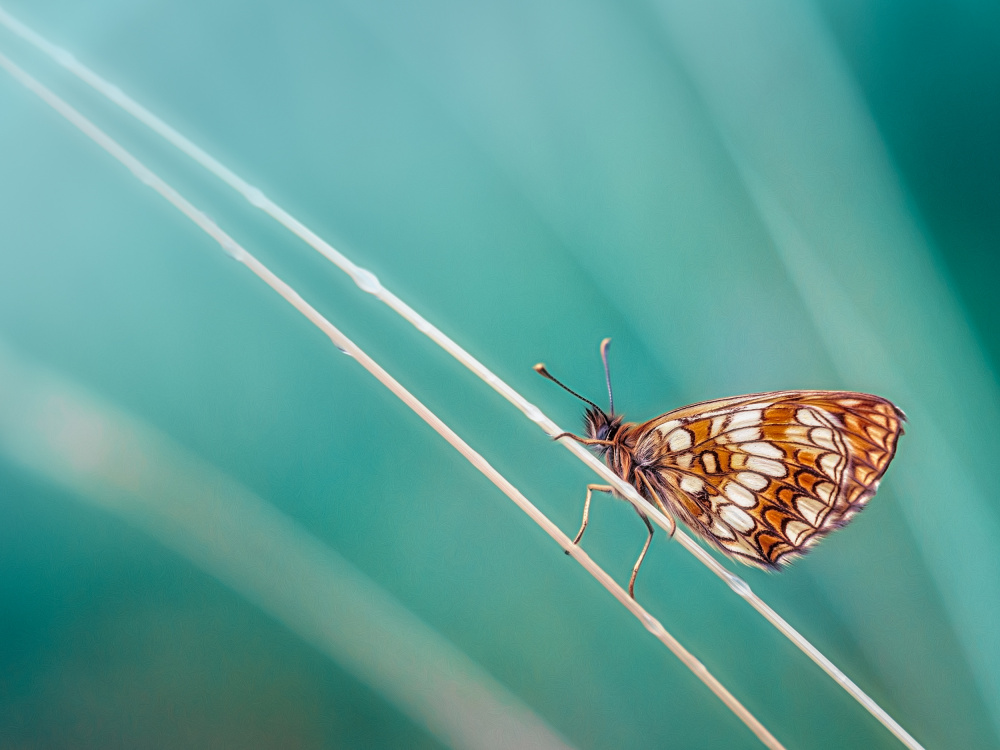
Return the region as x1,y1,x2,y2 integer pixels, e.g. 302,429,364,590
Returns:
600,338,614,415
533,363,607,416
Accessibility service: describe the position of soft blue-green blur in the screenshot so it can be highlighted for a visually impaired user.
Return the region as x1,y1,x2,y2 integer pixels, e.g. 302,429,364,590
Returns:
1,1,998,748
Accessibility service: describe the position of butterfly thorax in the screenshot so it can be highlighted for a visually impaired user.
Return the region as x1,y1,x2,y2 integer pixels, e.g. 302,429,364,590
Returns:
581,411,656,497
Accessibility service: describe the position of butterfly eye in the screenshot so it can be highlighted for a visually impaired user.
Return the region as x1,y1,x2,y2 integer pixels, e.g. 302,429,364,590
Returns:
596,424,611,441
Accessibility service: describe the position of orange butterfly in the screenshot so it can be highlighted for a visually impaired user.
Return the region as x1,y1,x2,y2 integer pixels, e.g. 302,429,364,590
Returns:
535,339,905,597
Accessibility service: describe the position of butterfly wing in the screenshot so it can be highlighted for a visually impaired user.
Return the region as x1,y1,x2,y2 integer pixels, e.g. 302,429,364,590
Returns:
629,391,905,568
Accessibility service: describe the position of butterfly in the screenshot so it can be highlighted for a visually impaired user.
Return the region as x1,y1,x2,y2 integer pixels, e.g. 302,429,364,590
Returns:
535,339,905,598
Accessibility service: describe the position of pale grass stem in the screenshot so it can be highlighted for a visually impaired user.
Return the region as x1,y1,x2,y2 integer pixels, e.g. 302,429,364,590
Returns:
0,10,927,747
0,49,787,750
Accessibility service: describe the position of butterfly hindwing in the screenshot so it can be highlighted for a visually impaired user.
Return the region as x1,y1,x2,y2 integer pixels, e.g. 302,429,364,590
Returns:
630,391,905,568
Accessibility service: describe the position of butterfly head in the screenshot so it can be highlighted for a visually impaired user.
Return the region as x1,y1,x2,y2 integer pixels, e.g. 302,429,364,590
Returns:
584,406,623,452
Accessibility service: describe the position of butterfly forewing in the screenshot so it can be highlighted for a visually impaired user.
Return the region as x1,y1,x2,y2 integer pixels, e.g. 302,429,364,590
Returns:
630,391,905,568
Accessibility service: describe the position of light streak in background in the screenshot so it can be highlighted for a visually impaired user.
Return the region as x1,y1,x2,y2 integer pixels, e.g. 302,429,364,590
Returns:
0,336,576,750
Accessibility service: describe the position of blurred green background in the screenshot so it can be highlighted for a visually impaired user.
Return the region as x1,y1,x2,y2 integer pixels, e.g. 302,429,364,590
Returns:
1,1,998,748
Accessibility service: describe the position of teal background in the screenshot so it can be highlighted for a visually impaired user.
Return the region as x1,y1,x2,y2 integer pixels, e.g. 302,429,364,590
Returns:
1,1,999,748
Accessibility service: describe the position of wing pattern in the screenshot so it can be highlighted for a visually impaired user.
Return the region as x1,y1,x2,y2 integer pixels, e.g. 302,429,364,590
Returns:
631,391,905,568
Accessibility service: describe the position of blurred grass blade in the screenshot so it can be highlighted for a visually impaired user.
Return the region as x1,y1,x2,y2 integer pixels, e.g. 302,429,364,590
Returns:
650,2,1000,741
0,8,929,746
0,9,929,746
0,336,576,750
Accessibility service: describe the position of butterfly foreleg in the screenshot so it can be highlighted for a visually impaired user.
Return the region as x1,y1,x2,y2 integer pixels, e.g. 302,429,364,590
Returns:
628,507,655,599
565,484,614,555
553,432,615,447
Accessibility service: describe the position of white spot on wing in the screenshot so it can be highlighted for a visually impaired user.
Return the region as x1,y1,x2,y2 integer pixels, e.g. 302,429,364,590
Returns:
737,471,768,490
710,416,727,437
810,427,837,450
701,452,718,473
676,452,694,469
785,520,813,546
710,520,735,540
746,456,787,477
815,482,835,503
666,428,693,451
727,409,763,431
819,452,841,477
796,496,826,526
727,427,762,443
796,408,824,427
680,475,705,494
742,441,784,459
725,482,757,508
655,420,682,435
720,504,755,532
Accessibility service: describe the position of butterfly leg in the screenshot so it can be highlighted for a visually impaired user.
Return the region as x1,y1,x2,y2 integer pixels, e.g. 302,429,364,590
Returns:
651,495,677,538
628,508,655,599
566,484,613,554
636,470,677,538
